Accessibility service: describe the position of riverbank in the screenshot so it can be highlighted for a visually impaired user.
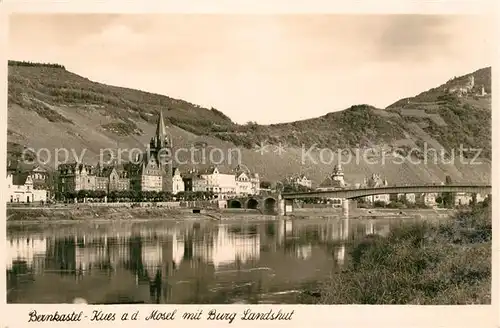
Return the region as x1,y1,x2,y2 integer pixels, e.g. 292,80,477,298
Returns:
6,206,277,226
288,207,456,220
6,205,457,226
299,202,492,304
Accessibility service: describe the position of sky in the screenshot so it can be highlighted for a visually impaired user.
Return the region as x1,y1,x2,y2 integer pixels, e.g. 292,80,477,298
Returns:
8,14,493,124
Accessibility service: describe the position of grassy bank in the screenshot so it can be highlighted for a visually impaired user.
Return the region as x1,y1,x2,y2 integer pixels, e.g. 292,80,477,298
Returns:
6,206,275,225
6,206,201,224
300,201,492,304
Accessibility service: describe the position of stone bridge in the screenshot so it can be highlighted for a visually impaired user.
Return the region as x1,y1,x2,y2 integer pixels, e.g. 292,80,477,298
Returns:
228,184,491,217
282,184,491,200
281,184,491,217
226,193,280,214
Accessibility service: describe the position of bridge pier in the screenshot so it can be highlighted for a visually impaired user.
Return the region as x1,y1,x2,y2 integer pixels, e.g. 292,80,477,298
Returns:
342,199,349,218
278,195,285,216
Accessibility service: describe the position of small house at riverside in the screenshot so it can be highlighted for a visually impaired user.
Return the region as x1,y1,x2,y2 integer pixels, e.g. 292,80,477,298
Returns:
7,172,47,203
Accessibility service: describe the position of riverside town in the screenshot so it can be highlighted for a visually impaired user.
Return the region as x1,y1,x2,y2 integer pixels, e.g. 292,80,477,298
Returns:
6,13,492,307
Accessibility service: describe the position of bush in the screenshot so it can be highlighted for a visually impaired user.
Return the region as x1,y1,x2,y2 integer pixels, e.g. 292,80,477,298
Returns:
302,203,492,304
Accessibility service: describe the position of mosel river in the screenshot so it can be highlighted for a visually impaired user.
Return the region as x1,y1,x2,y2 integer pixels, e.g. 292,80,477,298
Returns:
6,218,418,304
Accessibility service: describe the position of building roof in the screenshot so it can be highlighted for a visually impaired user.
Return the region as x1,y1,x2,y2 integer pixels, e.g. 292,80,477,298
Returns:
7,160,48,174
123,162,144,176
363,174,388,188
288,174,310,181
198,165,233,175
318,177,345,189
96,165,115,177
58,162,97,175
12,173,31,186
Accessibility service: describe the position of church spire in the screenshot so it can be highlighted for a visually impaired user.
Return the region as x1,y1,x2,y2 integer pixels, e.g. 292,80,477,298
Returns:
151,109,169,150
155,110,167,141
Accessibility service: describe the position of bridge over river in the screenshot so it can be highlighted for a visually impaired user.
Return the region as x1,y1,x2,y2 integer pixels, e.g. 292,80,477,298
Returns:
227,184,491,217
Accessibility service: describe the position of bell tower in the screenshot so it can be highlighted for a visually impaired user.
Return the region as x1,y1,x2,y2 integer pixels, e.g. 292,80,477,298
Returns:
150,109,170,151
149,110,173,192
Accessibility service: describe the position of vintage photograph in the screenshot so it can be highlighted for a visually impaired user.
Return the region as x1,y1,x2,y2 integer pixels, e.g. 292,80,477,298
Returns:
6,14,492,305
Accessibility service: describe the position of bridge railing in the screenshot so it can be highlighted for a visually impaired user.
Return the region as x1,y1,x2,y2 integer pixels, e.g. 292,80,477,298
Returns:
281,184,491,199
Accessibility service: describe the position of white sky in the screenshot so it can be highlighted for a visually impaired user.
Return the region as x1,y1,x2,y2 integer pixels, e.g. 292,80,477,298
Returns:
8,14,493,124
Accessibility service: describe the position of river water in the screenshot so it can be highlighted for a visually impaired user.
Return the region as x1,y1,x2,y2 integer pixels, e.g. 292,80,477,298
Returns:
6,217,419,304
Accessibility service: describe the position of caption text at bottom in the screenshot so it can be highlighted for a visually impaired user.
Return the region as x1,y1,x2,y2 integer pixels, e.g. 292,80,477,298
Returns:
28,309,295,323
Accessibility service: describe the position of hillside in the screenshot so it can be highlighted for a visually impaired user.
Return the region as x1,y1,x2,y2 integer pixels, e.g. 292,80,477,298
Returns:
7,61,492,186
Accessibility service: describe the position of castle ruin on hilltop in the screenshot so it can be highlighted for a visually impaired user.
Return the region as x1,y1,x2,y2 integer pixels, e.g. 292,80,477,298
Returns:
446,75,487,97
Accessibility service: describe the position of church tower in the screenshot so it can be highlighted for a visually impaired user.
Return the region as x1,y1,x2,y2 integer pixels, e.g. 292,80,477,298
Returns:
149,110,173,192
150,109,170,151
332,164,344,182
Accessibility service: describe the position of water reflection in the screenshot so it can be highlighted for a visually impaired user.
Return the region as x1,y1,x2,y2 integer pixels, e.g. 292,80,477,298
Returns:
7,218,400,304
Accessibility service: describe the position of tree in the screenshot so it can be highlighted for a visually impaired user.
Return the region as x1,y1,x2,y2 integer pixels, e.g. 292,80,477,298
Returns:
54,191,64,201
143,191,153,202
194,191,204,200
184,191,195,201
135,191,144,202
115,190,127,201
65,191,76,202
176,191,185,200
109,190,118,202
95,190,106,200
77,190,88,202
204,191,215,200
260,181,272,189
86,190,96,200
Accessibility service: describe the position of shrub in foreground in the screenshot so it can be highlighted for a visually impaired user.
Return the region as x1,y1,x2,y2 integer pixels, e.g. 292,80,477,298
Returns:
301,204,491,304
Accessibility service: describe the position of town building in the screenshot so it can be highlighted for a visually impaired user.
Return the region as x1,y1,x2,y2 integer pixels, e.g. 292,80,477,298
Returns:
181,169,197,192
404,193,416,203
197,166,237,196
392,192,437,207
317,164,347,207
8,160,52,198
317,165,347,190
475,193,489,203
454,192,473,206
416,193,438,207
172,168,185,195
95,164,130,192
58,162,130,194
54,111,263,200
57,163,97,193
125,158,163,192
360,174,390,204
7,172,48,203
125,110,173,193
192,174,208,193
57,111,175,196
391,193,417,204
286,174,312,189
233,164,260,195
235,171,252,195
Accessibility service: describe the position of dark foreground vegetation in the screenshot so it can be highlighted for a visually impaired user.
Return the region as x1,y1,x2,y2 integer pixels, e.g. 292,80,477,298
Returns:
300,200,492,304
